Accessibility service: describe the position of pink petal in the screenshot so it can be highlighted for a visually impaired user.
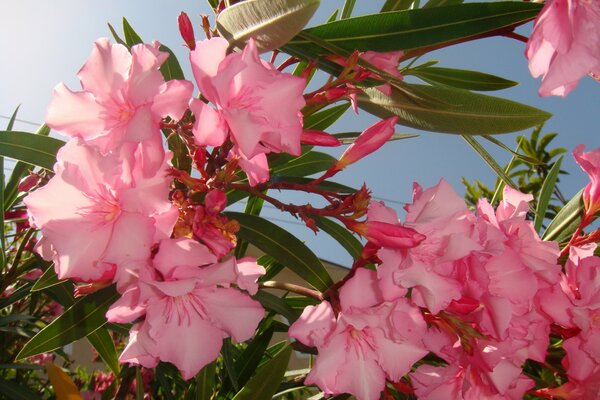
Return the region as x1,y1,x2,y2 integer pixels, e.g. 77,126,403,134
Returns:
199,287,265,342
235,257,265,295
235,151,270,186
152,80,194,120
340,268,383,310
45,83,106,139
153,238,216,278
119,323,159,369
336,348,387,400
102,212,155,264
373,330,428,381
189,37,230,101
289,302,336,348
77,38,131,97
190,99,228,147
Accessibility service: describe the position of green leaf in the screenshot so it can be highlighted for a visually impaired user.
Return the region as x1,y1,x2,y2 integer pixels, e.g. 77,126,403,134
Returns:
381,0,415,11
107,22,127,46
221,339,240,392
357,86,551,135
194,362,216,400
217,0,320,52
235,327,275,388
462,135,516,190
4,124,50,212
303,103,350,130
232,344,292,400
0,282,33,309
424,0,464,8
271,151,336,178
0,378,41,400
287,2,542,55
482,135,543,165
235,194,266,258
543,190,584,244
535,156,563,233
31,266,65,292
275,177,356,194
226,212,333,291
16,285,119,360
407,66,517,91
341,0,356,19
0,131,65,170
254,291,299,323
314,216,362,258
87,327,120,375
122,17,143,46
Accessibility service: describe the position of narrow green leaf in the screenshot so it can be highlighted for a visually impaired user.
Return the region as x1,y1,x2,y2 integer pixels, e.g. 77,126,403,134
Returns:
4,124,50,211
226,212,333,291
0,378,41,400
254,291,299,323
217,0,321,52
87,327,120,375
195,362,216,400
158,44,185,81
235,194,266,258
462,135,516,190
335,131,419,144
490,137,522,205
31,266,64,292
314,216,362,258
543,190,584,243
482,135,543,165
275,177,356,193
303,103,350,131
358,86,551,135
271,151,336,178
408,66,517,91
0,131,65,170
136,367,144,400
122,17,143,46
424,0,464,8
327,9,339,22
107,23,127,46
381,0,415,11
0,282,33,309
16,285,119,360
257,255,285,282
287,2,542,55
232,344,292,400
535,156,564,233
235,327,274,387
341,0,356,19
221,339,240,392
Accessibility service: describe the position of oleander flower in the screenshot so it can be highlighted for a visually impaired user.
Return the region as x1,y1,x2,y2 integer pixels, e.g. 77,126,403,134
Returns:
525,0,600,96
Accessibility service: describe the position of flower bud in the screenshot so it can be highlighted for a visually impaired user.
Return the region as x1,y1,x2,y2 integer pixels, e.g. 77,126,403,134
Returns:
334,116,397,171
178,12,196,50
301,130,342,147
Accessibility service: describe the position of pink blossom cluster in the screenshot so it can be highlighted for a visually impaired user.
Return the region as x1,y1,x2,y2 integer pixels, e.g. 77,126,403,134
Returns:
290,179,570,399
526,0,600,97
22,37,321,378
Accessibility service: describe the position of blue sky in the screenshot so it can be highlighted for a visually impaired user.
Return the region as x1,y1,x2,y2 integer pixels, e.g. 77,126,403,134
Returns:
1,1,598,266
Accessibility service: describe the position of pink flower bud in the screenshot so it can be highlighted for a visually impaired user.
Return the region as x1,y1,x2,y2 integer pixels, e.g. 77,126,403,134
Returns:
335,117,397,170
300,130,342,147
178,12,196,50
349,220,425,249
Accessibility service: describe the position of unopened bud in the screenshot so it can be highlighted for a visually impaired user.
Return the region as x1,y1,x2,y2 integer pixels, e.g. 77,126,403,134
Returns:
301,130,342,147
334,116,397,171
178,12,196,50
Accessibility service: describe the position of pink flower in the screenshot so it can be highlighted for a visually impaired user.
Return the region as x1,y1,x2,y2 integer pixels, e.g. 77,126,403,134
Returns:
289,268,428,400
114,238,265,380
574,144,600,221
189,38,305,184
24,139,177,283
46,38,193,175
525,0,600,96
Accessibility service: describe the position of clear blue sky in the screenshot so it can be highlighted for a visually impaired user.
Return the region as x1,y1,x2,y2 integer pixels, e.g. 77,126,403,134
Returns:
1,1,599,266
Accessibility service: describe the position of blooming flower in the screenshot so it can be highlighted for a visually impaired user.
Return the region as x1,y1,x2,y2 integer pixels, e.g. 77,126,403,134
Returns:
525,0,600,96
24,139,177,283
189,37,305,184
289,268,428,400
46,38,193,175
112,238,265,380
573,144,600,222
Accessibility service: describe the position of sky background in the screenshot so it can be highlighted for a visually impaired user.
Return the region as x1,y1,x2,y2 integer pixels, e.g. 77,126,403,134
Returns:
1,1,599,267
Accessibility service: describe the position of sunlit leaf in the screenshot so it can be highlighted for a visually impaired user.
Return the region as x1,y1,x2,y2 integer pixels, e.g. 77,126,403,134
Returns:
0,131,65,171
217,0,320,52
357,86,551,135
407,66,517,91
535,156,563,233
543,190,584,244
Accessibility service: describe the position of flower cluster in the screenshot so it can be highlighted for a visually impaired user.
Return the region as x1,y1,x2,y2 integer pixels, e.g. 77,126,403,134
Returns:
290,178,572,399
